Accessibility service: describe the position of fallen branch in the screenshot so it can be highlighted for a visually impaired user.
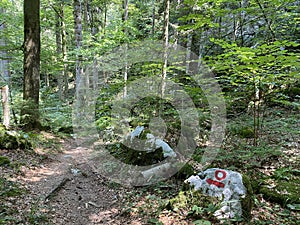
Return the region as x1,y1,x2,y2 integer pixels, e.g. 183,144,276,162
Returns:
44,177,70,202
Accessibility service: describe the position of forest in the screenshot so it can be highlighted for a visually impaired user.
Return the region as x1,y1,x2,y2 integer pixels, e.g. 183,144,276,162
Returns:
0,0,299,224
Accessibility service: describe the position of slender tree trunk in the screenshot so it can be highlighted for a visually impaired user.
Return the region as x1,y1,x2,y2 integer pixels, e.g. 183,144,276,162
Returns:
103,2,107,34
197,32,205,69
54,3,68,100
61,7,68,99
55,6,64,100
0,10,10,128
162,0,170,96
22,0,41,130
152,0,155,37
1,86,10,128
73,0,83,96
186,32,192,74
83,0,89,32
123,0,128,97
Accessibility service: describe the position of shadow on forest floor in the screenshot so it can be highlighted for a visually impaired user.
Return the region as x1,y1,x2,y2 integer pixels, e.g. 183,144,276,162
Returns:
0,108,299,224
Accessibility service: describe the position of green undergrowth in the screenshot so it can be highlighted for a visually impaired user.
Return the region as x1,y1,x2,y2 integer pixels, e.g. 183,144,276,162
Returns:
0,124,32,150
260,166,300,206
0,178,24,224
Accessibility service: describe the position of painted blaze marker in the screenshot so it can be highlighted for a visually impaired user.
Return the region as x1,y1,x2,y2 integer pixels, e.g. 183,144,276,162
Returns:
206,169,227,188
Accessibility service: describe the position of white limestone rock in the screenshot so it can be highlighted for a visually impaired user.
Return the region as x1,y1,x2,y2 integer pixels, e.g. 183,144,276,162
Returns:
185,168,247,220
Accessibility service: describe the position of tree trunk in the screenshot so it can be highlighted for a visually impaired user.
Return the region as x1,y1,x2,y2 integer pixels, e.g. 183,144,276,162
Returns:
151,0,155,37
161,0,170,96
186,32,192,74
0,9,10,128
54,3,68,101
61,6,69,100
1,86,10,128
73,0,83,96
123,0,129,97
22,0,41,130
55,6,64,101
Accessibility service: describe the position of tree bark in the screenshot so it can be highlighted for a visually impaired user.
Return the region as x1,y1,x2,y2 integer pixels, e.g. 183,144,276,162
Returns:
0,9,10,128
55,5,64,100
123,0,129,97
1,85,10,128
54,3,68,101
73,0,83,96
161,0,170,96
152,0,155,37
186,32,192,74
22,0,41,130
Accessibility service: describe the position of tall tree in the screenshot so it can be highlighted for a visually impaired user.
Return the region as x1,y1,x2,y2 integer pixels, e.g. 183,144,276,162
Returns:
123,0,129,97
0,8,10,128
161,0,170,96
0,14,10,128
22,0,41,129
73,0,83,94
53,1,68,101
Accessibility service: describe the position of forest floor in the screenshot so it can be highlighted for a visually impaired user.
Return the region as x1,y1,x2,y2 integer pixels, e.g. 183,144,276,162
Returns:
0,108,299,224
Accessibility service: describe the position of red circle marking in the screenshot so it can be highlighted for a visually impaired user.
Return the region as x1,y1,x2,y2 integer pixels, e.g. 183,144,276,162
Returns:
215,170,226,181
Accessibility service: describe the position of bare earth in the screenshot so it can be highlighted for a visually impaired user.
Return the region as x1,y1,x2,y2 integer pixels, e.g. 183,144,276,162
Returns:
3,136,137,225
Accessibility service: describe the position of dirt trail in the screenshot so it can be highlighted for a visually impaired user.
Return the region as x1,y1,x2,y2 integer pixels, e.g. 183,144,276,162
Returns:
18,138,129,225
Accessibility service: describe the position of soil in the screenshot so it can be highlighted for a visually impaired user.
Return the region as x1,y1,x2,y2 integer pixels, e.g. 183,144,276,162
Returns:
1,135,140,225
1,129,299,225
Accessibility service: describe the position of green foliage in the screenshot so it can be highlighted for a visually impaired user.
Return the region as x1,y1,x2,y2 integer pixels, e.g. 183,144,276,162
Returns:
209,40,300,113
0,177,23,198
0,124,32,150
0,156,10,167
105,142,164,166
260,177,300,206
167,190,219,219
241,174,254,221
193,220,211,225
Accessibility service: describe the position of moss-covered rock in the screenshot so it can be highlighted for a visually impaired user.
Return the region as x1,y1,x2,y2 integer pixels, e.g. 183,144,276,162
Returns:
230,125,255,138
257,167,300,206
174,163,195,180
0,124,32,149
241,174,254,221
260,178,300,206
184,169,254,222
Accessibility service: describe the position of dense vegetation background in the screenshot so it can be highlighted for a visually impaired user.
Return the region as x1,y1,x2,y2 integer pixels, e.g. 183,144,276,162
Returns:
0,0,299,224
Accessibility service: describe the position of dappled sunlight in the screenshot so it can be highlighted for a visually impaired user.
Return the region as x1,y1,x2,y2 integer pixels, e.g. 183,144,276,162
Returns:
89,208,119,224
20,164,66,183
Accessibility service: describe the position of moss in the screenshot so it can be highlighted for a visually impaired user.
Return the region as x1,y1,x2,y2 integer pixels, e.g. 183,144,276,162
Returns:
174,163,195,180
167,190,219,215
0,156,10,167
231,126,255,138
241,174,254,221
260,178,300,206
106,142,164,166
0,128,32,150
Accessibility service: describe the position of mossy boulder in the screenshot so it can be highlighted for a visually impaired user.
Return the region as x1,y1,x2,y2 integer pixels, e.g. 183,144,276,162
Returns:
0,124,32,149
230,125,255,138
260,178,300,206
184,169,253,222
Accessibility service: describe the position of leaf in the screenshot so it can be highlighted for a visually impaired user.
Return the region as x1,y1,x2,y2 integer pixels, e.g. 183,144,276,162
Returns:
287,204,300,211
193,220,211,225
